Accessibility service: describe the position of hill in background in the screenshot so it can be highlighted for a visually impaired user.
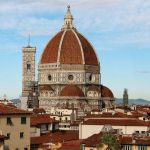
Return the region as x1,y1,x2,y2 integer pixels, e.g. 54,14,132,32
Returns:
116,98,150,105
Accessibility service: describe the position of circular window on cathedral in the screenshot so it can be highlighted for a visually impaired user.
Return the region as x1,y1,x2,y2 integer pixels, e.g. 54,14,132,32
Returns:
48,74,52,81
68,74,74,81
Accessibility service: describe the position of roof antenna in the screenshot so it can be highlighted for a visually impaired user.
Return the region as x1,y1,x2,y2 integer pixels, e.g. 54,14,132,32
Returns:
28,33,31,47
67,0,70,6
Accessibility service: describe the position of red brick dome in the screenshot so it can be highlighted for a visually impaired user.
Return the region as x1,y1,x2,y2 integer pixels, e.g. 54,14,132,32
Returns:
101,85,114,98
39,85,53,91
60,85,85,97
40,29,99,66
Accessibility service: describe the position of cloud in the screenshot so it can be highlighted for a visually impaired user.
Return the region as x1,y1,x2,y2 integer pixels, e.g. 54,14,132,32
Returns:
18,17,62,36
0,0,150,43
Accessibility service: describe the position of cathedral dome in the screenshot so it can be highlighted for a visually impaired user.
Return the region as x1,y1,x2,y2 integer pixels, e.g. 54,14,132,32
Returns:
39,6,99,66
40,29,99,65
101,85,114,98
60,85,85,97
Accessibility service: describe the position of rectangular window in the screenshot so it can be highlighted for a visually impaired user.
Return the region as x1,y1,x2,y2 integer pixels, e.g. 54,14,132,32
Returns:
24,148,28,150
21,117,26,124
123,145,132,150
27,64,31,70
7,133,10,140
20,132,24,139
138,146,147,150
7,117,13,125
4,145,9,150
65,117,68,121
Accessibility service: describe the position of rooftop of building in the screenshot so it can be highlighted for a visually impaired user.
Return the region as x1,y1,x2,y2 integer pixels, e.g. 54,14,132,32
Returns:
31,114,59,126
0,103,31,115
82,132,150,147
82,118,150,126
31,131,79,145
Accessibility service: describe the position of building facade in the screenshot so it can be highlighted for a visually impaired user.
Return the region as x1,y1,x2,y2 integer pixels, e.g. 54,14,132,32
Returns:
22,5,115,111
37,6,115,112
0,103,31,150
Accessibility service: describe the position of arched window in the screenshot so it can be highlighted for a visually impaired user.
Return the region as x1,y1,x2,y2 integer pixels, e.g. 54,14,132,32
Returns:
27,64,31,70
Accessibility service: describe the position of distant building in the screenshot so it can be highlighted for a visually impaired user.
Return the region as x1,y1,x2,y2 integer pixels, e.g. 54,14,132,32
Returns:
123,88,129,106
81,130,150,150
0,95,13,105
30,113,59,137
31,131,79,150
50,108,78,131
0,103,31,150
79,110,150,139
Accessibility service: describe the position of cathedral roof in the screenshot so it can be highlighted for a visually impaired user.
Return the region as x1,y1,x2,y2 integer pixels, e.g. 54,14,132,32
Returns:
101,85,114,98
39,6,99,66
40,30,99,65
60,85,85,97
87,85,114,98
39,85,53,91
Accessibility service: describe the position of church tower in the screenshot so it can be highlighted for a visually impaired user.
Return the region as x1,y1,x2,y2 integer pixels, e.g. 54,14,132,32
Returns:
123,88,128,106
22,43,36,97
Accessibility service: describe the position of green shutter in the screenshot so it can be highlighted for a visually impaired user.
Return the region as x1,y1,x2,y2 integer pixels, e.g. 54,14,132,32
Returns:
123,145,126,150
130,145,132,150
138,146,140,150
80,144,84,150
145,146,147,150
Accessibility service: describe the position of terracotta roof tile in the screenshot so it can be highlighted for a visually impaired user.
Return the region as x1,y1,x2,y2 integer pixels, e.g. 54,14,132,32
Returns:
119,136,133,144
31,131,79,145
60,30,83,64
120,136,150,145
77,32,99,65
61,140,81,149
0,103,31,115
82,133,102,147
33,108,46,114
40,29,99,66
135,138,150,145
82,133,150,147
31,114,59,126
39,84,54,91
60,85,85,97
101,85,114,98
82,118,150,126
40,31,64,64
86,112,130,118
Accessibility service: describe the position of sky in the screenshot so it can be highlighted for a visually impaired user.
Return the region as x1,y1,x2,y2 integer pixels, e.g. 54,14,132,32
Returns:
0,0,150,100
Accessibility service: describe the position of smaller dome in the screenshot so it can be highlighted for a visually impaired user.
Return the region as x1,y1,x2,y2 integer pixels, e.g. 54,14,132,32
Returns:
101,85,114,98
39,85,53,91
60,85,85,97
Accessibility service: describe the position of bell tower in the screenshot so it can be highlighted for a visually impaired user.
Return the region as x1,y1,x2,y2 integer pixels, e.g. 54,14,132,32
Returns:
22,40,36,97
123,88,129,107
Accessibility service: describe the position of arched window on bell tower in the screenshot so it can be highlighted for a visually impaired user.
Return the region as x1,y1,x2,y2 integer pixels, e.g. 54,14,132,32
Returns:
27,63,31,71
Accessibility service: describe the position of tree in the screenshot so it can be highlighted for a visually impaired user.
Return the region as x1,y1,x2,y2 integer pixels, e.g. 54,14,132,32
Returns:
97,133,121,150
